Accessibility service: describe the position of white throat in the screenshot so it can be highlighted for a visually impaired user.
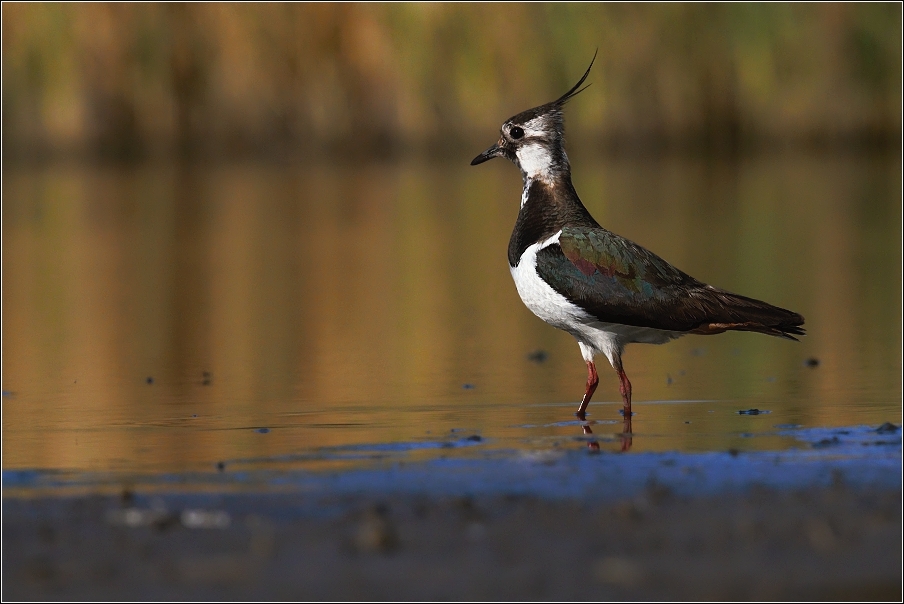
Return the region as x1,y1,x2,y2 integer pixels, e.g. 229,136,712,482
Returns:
515,142,555,182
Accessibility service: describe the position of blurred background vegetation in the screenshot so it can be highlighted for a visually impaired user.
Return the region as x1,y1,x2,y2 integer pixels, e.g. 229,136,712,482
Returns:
2,3,901,161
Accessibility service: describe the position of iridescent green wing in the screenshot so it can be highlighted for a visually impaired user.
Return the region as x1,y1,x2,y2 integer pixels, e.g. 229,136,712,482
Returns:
535,226,705,331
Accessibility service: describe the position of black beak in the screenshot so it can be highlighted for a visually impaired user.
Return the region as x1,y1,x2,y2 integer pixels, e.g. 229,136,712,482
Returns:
470,143,502,166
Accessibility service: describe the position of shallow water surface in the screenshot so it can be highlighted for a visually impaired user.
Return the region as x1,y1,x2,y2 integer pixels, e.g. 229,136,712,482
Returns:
2,153,901,477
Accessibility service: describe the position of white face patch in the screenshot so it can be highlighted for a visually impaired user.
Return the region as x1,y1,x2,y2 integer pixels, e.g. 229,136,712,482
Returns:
515,142,554,181
505,114,559,181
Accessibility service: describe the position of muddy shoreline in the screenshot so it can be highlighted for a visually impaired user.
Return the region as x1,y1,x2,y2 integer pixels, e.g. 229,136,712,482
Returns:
4,484,901,601
4,425,901,600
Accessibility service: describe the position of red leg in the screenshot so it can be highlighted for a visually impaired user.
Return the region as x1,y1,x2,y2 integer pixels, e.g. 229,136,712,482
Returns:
578,362,601,450
617,368,632,414
575,360,599,419
615,365,633,451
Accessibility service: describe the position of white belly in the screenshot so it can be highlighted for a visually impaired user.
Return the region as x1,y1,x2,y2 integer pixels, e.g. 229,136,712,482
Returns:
510,232,590,330
509,231,685,367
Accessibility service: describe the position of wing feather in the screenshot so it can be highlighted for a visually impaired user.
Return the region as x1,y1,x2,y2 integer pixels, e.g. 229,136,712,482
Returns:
536,227,805,337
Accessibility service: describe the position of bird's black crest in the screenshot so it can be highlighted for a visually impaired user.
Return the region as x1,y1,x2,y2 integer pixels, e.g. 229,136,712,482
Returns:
505,50,598,128
554,49,597,106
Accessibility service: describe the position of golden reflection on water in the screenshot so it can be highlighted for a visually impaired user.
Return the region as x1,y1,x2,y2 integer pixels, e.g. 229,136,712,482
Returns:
2,154,901,473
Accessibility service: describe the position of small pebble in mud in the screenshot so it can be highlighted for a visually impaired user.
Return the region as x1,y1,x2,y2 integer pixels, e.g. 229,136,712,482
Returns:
804,357,820,368
728,448,740,457
146,377,154,385
526,349,548,363
464,434,482,442
153,513,180,532
666,374,673,386
813,436,841,448
354,505,398,554
202,371,212,386
831,469,845,488
644,482,673,505
256,428,270,434
462,383,476,390
216,461,225,471
876,422,900,434
684,421,691,424
738,409,769,415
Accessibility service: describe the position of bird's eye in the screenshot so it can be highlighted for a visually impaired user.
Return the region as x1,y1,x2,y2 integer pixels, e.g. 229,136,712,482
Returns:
509,126,524,140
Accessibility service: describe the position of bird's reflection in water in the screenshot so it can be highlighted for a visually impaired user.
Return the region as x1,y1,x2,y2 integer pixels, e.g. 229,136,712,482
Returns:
577,410,633,452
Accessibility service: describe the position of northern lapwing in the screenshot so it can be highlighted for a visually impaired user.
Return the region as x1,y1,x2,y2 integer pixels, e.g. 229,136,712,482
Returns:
470,53,805,421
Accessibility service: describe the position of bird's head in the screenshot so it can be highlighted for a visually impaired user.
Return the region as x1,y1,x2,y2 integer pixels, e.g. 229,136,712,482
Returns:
470,51,596,183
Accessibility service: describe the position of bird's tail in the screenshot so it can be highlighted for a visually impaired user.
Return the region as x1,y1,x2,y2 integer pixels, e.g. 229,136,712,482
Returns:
688,288,806,341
